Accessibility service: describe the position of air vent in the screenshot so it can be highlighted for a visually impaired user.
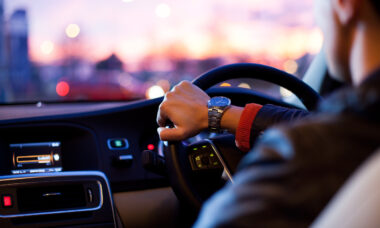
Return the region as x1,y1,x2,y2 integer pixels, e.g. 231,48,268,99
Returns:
17,184,86,212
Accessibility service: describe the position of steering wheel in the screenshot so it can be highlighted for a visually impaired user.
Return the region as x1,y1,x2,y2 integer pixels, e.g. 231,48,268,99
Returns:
163,63,321,210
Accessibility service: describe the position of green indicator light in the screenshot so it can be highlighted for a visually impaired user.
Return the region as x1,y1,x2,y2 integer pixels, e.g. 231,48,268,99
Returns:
193,148,198,151
198,164,202,168
195,156,201,161
210,153,215,157
213,162,218,165
202,145,207,148
115,140,123,147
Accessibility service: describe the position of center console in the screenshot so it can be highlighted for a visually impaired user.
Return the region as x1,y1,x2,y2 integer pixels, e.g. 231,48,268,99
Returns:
0,171,116,227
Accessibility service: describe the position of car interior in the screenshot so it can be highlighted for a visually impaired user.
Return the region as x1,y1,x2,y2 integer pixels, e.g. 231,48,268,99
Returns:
0,0,375,227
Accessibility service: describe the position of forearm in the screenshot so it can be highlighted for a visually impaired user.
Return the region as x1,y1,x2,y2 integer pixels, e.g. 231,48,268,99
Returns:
220,105,244,134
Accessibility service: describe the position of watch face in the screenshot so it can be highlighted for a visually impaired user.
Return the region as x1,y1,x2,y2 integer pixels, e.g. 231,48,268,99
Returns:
209,96,231,107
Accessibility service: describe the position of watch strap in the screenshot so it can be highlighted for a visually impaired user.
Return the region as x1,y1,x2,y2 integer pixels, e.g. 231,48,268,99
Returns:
208,108,224,133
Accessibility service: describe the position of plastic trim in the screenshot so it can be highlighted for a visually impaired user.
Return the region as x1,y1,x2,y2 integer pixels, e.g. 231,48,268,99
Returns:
0,171,115,224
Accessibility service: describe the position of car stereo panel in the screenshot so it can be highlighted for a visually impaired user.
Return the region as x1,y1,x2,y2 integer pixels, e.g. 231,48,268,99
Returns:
10,142,62,175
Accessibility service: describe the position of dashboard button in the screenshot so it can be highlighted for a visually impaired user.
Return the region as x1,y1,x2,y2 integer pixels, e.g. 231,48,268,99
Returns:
107,138,129,150
113,154,133,167
2,195,13,208
118,154,133,161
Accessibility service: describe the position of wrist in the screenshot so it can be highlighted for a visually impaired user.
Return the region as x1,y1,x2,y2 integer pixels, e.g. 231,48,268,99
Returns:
220,105,244,134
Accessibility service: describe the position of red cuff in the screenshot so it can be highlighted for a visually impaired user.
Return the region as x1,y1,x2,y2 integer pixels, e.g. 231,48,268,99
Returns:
235,103,263,152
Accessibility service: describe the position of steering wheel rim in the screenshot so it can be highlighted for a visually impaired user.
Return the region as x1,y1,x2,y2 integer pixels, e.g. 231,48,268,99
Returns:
193,63,321,110
164,63,322,210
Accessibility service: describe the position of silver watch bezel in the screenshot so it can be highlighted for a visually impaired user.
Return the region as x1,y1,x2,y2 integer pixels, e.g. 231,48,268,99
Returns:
207,96,231,133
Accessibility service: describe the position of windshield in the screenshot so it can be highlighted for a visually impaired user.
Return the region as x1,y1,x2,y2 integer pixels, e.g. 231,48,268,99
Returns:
0,0,321,103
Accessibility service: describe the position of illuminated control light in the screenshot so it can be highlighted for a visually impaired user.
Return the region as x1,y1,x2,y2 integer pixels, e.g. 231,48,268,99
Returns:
107,138,129,150
283,60,298,74
52,142,61,147
56,81,70,97
220,82,231,87
65,24,81,38
53,154,60,161
280,87,293,98
155,3,171,18
238,83,251,89
146,85,165,99
40,41,54,55
147,144,155,150
114,140,123,147
2,195,12,207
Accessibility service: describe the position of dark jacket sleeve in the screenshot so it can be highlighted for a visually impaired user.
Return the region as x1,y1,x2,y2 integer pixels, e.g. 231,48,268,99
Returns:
194,128,315,228
194,115,378,228
250,104,309,142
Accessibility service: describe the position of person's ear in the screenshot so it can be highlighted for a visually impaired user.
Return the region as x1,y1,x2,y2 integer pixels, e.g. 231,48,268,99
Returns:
333,0,360,25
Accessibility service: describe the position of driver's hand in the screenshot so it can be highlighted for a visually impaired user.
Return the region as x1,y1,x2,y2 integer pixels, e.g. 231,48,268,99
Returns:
157,80,210,141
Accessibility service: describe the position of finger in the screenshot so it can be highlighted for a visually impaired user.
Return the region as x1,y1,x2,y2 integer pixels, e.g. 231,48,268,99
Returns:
156,108,168,127
157,127,185,141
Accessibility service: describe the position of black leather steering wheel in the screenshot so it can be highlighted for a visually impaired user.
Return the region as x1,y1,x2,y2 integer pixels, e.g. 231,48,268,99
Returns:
163,63,322,210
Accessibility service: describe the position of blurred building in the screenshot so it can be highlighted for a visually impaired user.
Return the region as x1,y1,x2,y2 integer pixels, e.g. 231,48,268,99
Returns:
0,0,12,101
8,9,31,100
96,53,124,71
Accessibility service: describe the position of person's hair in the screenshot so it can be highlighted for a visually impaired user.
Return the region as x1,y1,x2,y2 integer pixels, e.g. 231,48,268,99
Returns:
371,0,380,16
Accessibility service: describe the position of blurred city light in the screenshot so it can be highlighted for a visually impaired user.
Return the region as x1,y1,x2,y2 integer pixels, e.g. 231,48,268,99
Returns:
238,83,251,89
308,28,324,54
283,60,298,74
280,87,293,98
65,24,80,38
40,41,54,55
1,0,320,103
155,3,171,18
146,85,165,99
220,83,232,87
56,81,70,96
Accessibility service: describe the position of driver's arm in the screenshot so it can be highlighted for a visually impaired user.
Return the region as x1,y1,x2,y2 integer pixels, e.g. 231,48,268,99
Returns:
157,81,309,150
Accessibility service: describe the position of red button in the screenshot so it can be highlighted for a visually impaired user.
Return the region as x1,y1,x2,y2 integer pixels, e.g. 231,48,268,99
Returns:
147,144,155,150
2,195,12,207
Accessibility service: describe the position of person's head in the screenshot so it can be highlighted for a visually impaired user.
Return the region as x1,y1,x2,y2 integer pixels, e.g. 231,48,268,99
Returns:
314,0,380,85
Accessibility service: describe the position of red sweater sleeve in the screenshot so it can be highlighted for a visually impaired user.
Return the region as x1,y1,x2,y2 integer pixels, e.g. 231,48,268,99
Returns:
235,103,263,152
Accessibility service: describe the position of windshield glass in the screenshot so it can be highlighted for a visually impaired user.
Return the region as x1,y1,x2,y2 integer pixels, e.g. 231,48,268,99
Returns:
0,0,321,103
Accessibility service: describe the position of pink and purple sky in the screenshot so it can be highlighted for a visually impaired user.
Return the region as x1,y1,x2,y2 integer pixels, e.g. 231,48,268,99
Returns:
4,0,322,71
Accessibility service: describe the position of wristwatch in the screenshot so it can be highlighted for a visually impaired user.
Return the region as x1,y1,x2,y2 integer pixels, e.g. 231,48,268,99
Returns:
208,96,231,133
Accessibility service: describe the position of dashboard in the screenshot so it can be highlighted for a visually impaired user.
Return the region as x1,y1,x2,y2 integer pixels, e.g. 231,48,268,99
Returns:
0,87,299,227
0,98,166,227
0,99,165,192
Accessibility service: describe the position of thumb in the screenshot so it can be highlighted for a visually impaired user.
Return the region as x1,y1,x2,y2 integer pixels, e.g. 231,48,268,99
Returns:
157,127,186,141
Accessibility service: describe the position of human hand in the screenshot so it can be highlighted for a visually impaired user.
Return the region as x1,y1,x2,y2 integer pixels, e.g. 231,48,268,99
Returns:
157,80,210,141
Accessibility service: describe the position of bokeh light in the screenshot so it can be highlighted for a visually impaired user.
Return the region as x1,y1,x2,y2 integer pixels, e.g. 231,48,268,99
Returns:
238,83,251,89
56,81,70,96
280,87,293,98
155,3,171,18
65,24,80,38
283,60,299,74
146,85,165,99
220,82,232,87
40,41,54,55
